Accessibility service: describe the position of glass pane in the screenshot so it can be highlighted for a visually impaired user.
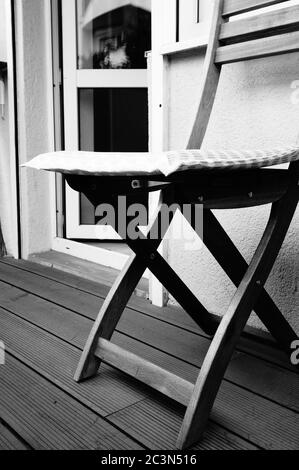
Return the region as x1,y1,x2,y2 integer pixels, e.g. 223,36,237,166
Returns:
77,0,151,69
79,88,149,225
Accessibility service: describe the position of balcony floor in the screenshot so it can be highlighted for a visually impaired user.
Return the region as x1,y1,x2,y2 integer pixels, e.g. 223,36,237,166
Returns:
0,257,298,450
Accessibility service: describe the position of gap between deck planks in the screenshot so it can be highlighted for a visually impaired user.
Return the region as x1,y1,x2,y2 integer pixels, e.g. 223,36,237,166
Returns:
0,260,297,449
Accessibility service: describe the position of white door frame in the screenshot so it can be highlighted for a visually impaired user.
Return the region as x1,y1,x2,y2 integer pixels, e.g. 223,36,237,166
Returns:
4,0,20,259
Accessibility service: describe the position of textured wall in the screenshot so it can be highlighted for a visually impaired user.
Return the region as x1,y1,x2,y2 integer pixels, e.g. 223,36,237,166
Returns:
15,0,53,257
167,51,299,333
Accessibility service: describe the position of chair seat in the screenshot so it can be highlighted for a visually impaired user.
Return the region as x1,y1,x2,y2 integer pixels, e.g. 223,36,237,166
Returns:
24,146,299,177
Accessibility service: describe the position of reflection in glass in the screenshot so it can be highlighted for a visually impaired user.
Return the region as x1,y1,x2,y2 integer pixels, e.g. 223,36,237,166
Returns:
79,88,148,152
77,0,151,69
79,88,149,225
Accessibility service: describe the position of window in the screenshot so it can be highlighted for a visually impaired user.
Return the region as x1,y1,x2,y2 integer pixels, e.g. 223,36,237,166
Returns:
77,0,151,69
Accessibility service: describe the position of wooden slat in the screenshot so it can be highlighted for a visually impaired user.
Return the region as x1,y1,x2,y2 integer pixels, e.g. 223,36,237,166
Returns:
216,30,299,64
223,0,288,18
220,5,299,43
187,0,224,148
0,308,250,450
95,339,194,407
0,354,142,450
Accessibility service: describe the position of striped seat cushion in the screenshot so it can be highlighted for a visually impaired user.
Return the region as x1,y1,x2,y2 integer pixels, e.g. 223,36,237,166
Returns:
23,146,299,177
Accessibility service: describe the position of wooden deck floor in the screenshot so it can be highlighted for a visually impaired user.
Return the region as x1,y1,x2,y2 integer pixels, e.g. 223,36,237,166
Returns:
0,257,298,450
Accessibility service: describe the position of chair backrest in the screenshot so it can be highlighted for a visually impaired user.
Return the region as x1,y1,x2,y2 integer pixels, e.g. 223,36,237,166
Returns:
187,0,299,149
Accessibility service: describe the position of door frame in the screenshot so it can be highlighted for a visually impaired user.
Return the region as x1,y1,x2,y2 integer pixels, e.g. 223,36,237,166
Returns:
49,0,151,279
3,0,20,259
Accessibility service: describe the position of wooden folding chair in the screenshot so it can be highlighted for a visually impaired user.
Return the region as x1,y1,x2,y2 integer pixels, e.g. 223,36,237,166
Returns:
26,0,299,449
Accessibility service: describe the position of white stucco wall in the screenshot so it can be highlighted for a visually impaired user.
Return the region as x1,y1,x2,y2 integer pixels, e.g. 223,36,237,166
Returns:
167,51,299,334
15,0,54,257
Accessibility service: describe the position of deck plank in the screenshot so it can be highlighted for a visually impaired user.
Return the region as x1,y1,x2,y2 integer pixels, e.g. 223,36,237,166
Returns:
108,335,299,450
0,308,254,450
109,399,259,450
29,250,148,298
0,259,298,449
0,353,143,450
0,284,298,449
0,273,297,414
0,306,149,417
0,422,29,450
0,257,293,370
110,386,299,450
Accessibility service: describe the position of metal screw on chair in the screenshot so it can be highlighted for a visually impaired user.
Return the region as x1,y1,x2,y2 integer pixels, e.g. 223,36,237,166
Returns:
248,192,253,198
150,253,156,261
132,180,141,189
198,196,204,203
256,280,261,286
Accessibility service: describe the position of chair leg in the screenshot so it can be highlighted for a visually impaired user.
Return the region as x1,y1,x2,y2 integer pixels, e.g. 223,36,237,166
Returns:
177,189,298,449
74,253,149,382
202,209,299,354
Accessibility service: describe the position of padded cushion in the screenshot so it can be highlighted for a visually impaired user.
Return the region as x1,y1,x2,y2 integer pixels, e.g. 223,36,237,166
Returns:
23,146,299,177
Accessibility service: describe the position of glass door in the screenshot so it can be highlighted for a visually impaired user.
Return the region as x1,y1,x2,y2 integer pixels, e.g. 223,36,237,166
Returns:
62,0,151,239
